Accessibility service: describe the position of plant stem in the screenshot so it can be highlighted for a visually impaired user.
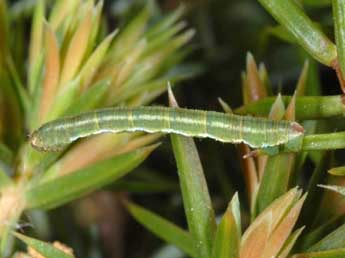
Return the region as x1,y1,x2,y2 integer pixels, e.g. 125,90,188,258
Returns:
235,95,345,120
333,0,345,93
302,131,345,151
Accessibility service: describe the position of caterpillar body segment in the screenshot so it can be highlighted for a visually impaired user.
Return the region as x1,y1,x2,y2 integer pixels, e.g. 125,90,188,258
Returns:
30,107,304,153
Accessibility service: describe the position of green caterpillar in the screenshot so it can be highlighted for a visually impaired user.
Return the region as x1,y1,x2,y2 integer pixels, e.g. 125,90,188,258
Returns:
30,106,305,155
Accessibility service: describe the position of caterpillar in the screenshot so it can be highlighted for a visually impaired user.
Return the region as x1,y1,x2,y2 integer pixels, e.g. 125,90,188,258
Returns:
29,106,305,154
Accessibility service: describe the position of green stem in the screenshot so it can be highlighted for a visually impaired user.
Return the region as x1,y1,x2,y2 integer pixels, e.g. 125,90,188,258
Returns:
235,95,345,120
302,131,345,151
332,0,345,93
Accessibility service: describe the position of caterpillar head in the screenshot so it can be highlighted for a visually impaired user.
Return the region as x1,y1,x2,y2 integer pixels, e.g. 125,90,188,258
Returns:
29,128,66,152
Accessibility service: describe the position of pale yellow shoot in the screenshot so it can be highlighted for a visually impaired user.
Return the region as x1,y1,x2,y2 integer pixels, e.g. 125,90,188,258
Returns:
258,63,270,91
86,0,103,55
112,40,147,89
240,211,273,258
45,133,160,180
59,7,93,88
45,134,131,180
246,52,267,102
285,93,297,121
49,0,80,30
240,189,304,258
260,194,307,258
295,61,309,97
256,188,301,232
105,133,161,162
29,0,45,80
39,23,60,123
268,94,285,121
110,9,149,60
277,227,305,258
78,30,118,91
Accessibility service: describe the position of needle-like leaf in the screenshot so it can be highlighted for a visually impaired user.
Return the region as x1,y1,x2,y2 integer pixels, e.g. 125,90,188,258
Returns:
14,233,74,258
308,222,345,251
125,201,198,258
59,7,92,87
26,145,157,210
258,0,337,66
328,166,345,176
28,0,45,94
169,88,216,258
318,184,345,197
39,23,60,122
332,0,345,92
212,193,241,258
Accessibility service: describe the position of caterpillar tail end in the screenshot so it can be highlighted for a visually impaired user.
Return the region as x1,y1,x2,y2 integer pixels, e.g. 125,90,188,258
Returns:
291,122,305,134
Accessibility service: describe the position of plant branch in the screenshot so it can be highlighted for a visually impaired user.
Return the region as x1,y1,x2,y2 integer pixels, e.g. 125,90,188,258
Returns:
235,95,345,120
302,131,345,151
